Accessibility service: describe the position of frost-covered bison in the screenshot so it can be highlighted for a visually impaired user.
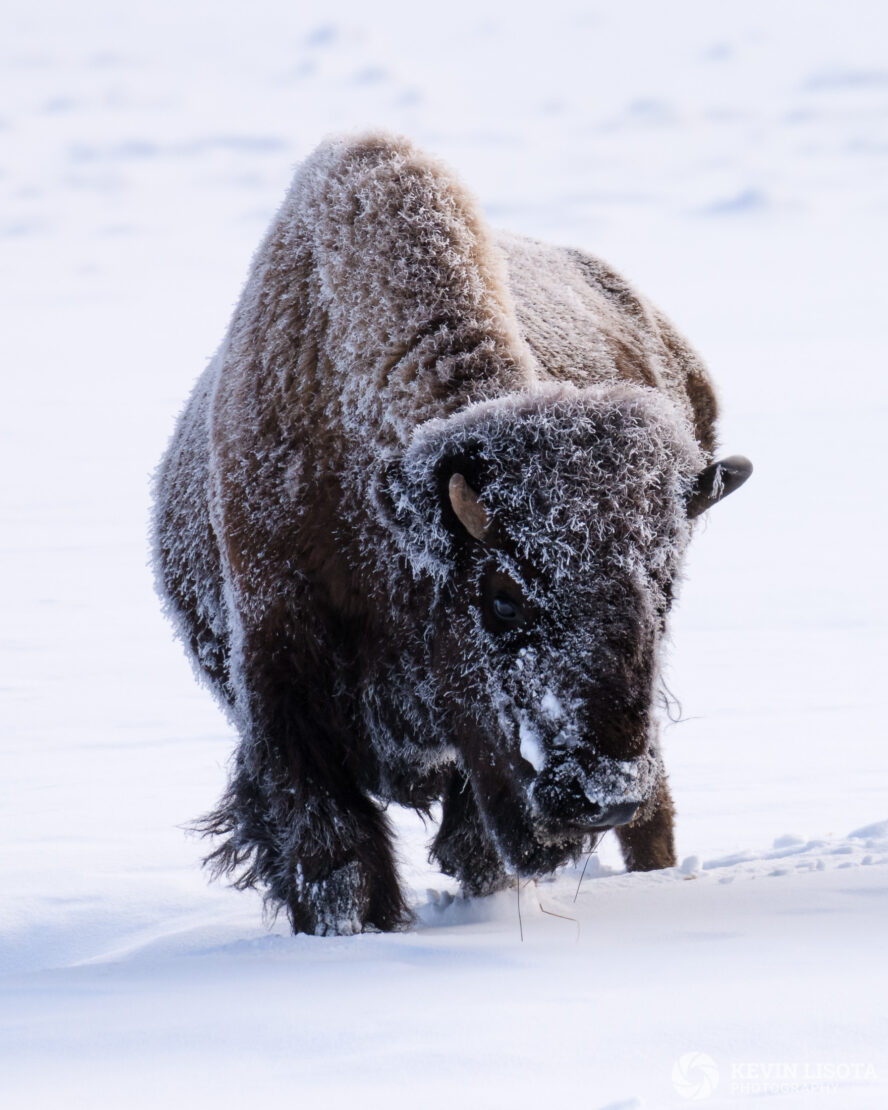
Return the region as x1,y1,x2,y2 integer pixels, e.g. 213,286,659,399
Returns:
153,133,751,934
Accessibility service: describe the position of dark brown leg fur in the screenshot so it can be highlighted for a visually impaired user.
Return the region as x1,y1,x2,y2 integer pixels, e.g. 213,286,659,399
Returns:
431,769,508,896
616,777,677,872
201,620,411,935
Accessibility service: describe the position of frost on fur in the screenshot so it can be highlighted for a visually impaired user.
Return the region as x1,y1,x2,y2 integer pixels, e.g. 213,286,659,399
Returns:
152,131,749,934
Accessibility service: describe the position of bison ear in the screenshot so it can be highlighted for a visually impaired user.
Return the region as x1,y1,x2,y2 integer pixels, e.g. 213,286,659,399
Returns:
687,455,753,519
448,473,490,542
373,455,410,528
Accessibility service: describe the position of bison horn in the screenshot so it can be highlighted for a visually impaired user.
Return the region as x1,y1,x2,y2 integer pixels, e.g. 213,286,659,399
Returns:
687,455,754,519
448,473,490,541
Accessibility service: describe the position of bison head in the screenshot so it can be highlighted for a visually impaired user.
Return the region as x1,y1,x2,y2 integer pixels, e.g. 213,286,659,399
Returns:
380,383,749,874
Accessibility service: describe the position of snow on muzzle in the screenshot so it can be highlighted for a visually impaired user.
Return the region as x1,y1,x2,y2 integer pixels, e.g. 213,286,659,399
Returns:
529,747,663,837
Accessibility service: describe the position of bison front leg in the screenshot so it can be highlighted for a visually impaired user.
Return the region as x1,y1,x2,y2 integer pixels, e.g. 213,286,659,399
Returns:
430,769,508,896
202,632,410,935
204,749,410,935
615,776,677,872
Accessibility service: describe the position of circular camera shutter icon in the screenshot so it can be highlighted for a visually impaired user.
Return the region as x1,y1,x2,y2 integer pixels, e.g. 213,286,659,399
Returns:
671,1052,720,1100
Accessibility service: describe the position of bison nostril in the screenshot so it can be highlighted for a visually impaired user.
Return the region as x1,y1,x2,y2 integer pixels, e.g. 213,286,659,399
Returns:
533,772,641,831
592,801,640,828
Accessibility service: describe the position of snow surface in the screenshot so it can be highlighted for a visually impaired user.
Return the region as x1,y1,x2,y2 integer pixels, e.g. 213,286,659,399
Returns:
2,1,887,1106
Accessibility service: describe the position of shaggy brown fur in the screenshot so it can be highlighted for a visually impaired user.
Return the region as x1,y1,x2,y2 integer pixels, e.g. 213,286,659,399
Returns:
153,132,749,934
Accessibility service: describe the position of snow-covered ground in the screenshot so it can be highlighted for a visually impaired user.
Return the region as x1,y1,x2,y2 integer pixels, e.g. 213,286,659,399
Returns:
2,2,887,1106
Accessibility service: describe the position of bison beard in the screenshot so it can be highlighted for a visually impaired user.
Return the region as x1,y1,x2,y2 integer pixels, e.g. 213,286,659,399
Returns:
152,132,751,934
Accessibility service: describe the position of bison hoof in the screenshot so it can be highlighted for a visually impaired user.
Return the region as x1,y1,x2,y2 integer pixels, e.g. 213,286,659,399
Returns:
288,860,410,936
289,860,365,936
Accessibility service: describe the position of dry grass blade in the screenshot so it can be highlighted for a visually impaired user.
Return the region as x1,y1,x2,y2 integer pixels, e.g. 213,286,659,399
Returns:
573,832,603,903
538,900,581,943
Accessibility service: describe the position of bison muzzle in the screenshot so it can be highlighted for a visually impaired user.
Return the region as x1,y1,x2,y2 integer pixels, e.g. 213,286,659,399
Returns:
153,132,752,934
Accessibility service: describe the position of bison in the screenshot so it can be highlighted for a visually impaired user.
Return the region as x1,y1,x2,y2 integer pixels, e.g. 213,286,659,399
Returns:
153,133,751,935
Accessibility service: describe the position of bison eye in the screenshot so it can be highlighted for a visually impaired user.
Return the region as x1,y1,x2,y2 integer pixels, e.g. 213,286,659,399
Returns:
481,571,530,635
492,593,522,624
